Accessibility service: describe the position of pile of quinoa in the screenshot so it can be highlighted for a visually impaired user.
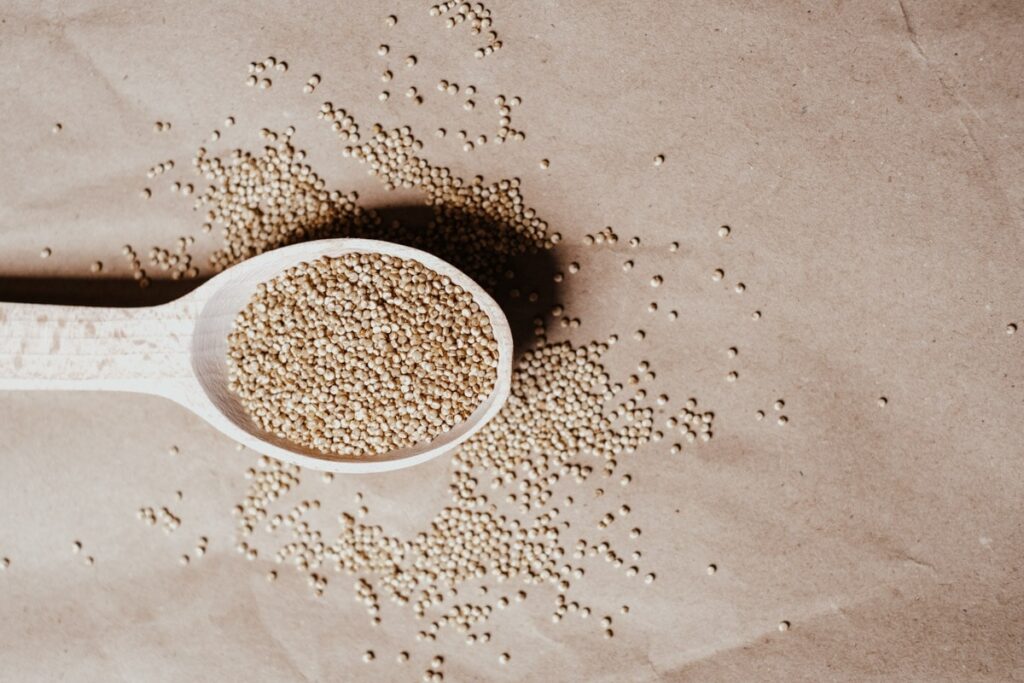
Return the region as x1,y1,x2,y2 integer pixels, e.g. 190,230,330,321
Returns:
227,252,499,456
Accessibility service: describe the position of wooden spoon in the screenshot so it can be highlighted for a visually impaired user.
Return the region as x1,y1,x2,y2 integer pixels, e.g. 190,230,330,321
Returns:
0,239,513,473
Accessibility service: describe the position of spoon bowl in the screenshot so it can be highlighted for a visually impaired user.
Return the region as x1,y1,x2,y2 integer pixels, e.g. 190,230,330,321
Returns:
0,239,513,473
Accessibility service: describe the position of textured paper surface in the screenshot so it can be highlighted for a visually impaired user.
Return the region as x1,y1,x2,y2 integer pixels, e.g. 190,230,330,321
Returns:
1,1,1023,681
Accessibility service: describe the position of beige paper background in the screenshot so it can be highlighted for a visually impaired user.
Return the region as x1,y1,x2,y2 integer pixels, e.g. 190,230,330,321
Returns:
1,1,1022,681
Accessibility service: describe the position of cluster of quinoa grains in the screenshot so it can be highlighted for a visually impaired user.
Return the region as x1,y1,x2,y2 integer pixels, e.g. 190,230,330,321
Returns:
226,252,499,456
110,16,776,672
583,225,621,246
754,398,790,426
135,494,212,566
68,541,96,567
317,102,362,141
303,73,322,94
664,398,716,452
231,337,695,656
429,2,502,58
338,122,552,287
491,94,525,143
244,55,286,89
117,244,150,287
136,98,548,292
136,505,181,534
189,134,375,271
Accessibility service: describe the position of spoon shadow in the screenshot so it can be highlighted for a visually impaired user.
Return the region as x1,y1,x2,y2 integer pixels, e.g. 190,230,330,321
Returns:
0,202,563,361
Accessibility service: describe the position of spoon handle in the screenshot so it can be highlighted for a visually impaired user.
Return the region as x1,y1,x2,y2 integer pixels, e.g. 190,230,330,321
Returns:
0,302,193,393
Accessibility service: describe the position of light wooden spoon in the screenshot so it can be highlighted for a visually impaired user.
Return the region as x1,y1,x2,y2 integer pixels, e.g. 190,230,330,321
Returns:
0,239,513,473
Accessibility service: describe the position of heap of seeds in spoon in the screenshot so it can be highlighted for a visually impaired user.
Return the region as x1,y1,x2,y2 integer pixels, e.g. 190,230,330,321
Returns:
227,252,499,455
